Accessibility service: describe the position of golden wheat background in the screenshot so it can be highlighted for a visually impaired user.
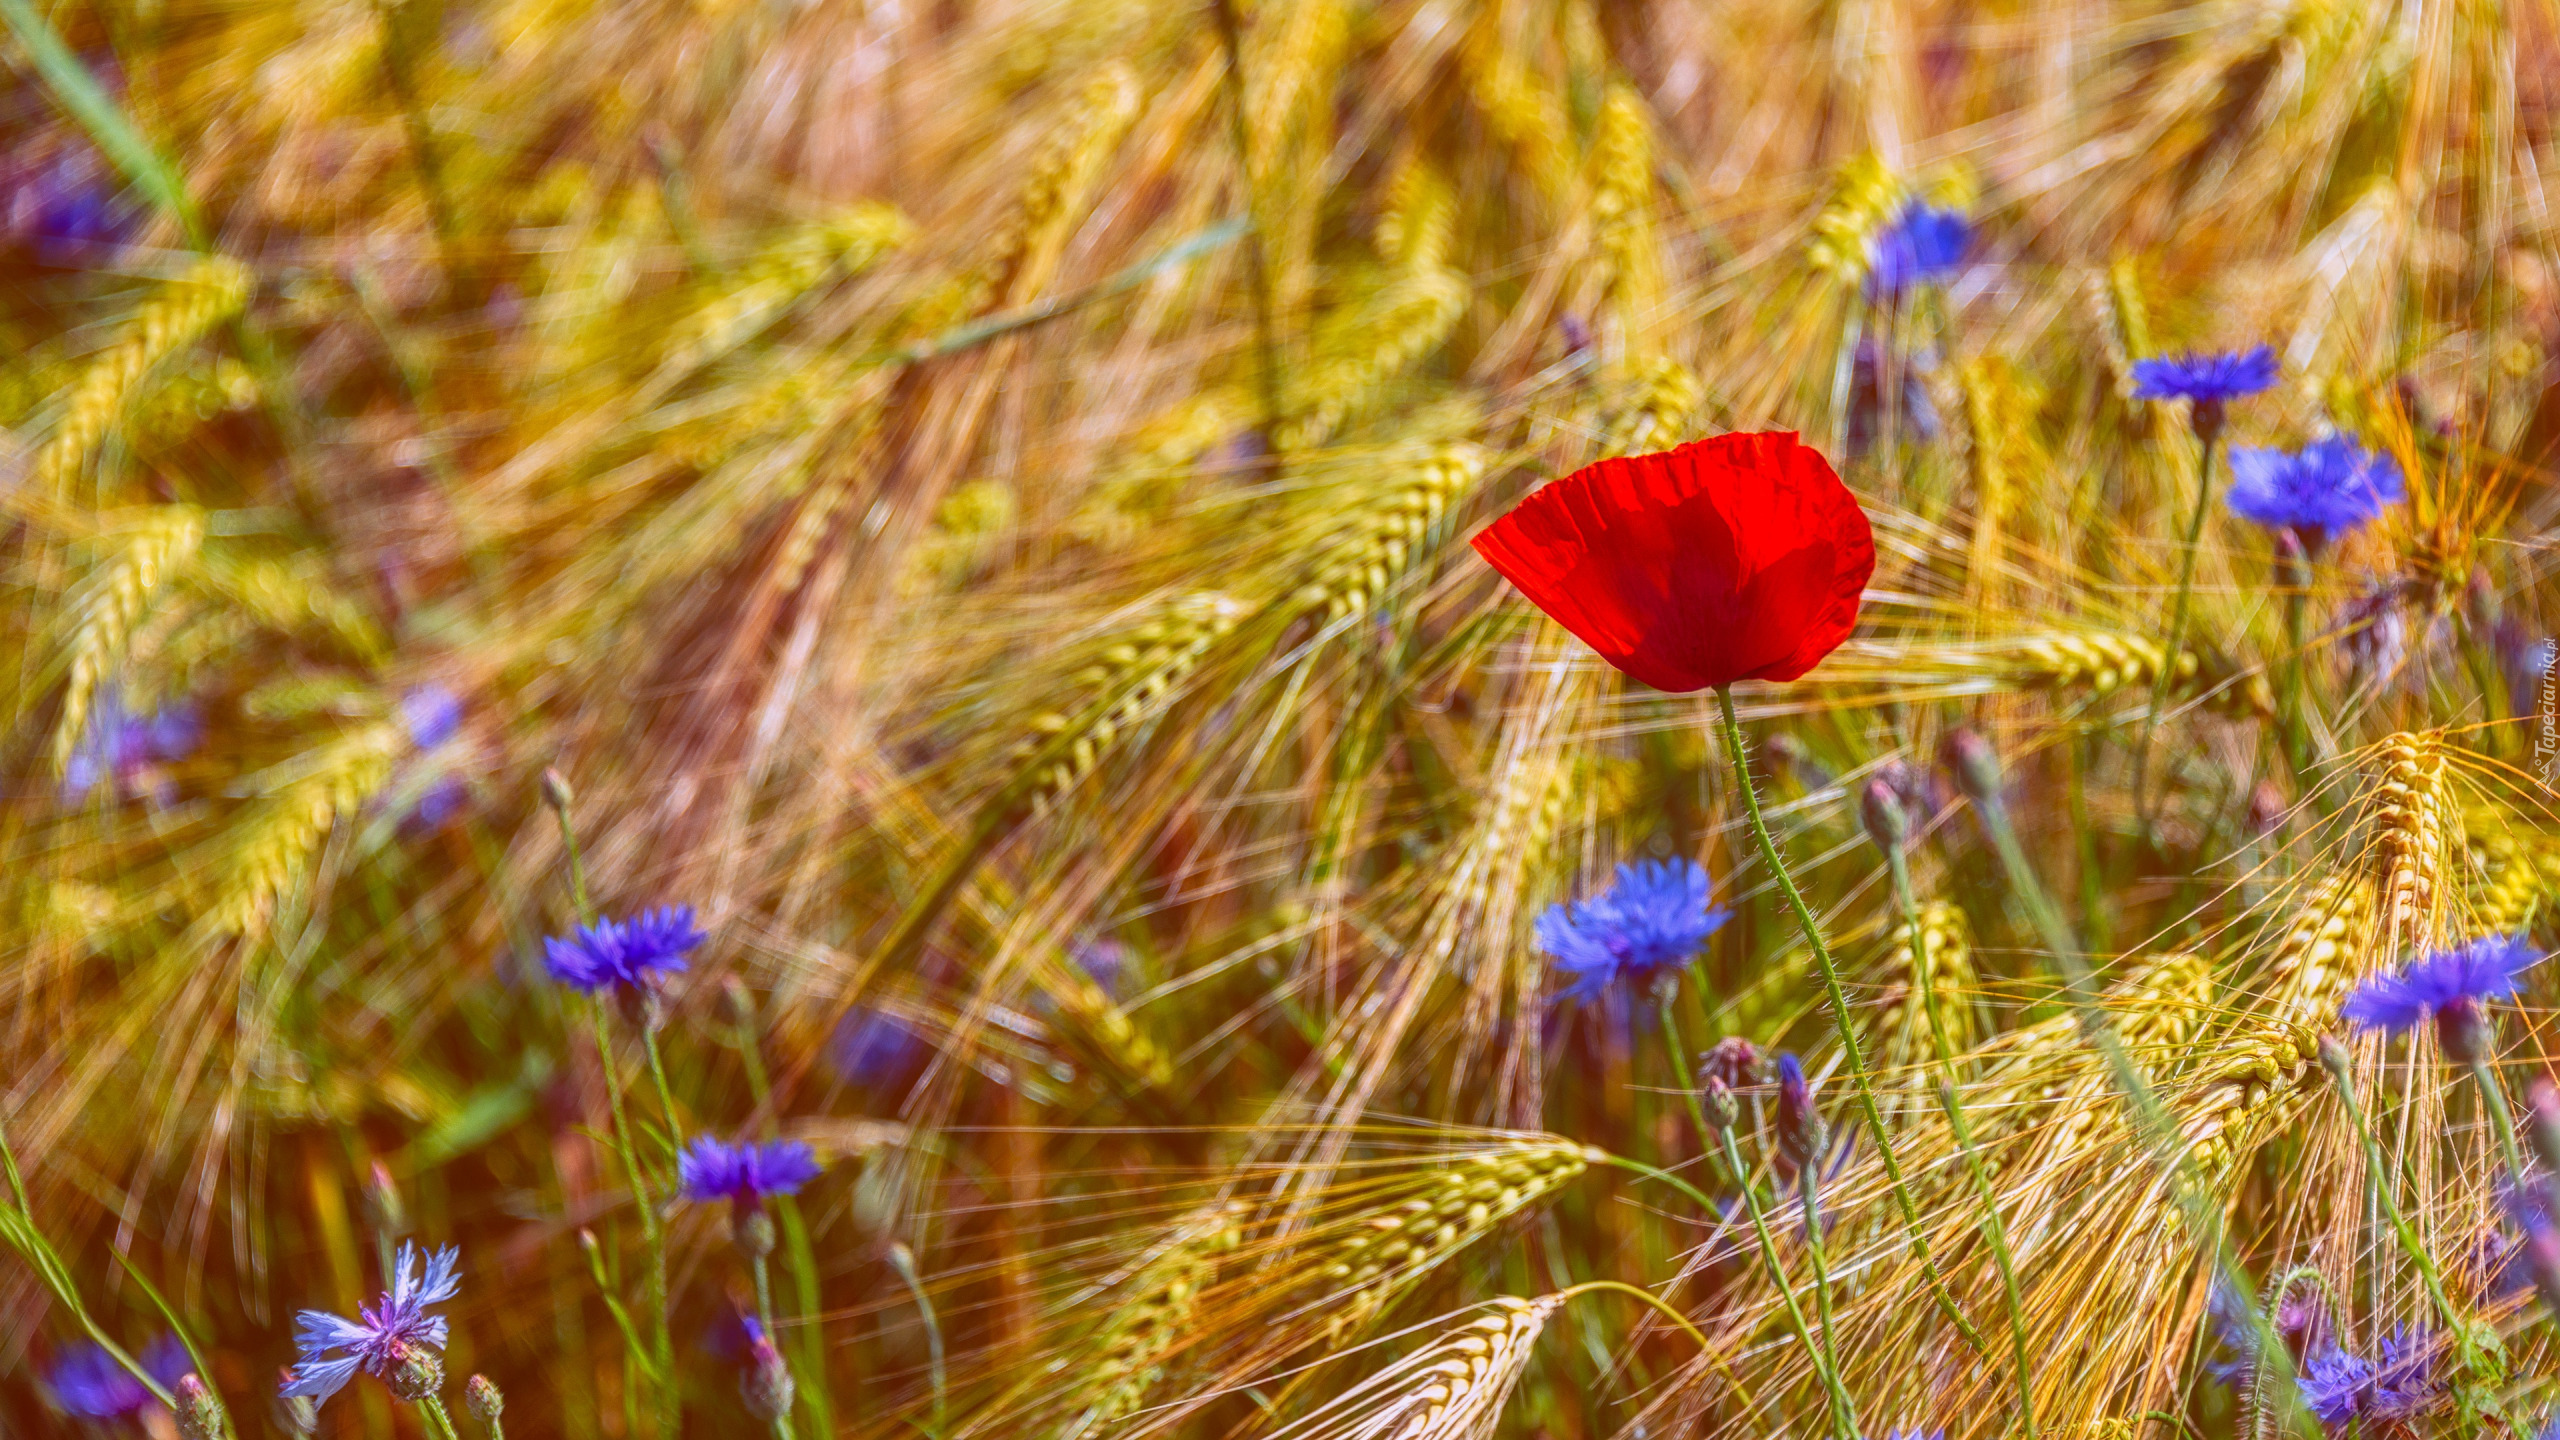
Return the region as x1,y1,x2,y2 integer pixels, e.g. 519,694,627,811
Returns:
4,0,2560,1435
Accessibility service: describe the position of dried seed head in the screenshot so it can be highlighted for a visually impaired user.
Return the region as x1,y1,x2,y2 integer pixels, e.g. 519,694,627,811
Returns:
733,1206,778,1261
1699,1036,1764,1091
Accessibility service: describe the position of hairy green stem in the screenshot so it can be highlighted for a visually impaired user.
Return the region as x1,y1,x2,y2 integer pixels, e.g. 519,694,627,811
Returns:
2469,1055,2530,1185
1796,1178,1844,1418
1713,687,1987,1355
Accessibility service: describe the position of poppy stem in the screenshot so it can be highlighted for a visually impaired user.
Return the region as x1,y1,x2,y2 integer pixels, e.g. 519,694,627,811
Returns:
1712,686,1990,1358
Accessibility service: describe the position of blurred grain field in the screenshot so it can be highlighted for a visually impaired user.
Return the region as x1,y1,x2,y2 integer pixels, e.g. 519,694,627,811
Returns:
4,0,2560,1435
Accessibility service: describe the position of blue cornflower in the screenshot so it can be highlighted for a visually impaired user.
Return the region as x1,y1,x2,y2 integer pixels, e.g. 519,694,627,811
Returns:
282,1242,461,1405
1535,859,1730,1002
2130,346,2280,405
831,1007,929,1088
63,694,199,800
400,685,462,749
1866,202,1970,299
2342,934,2540,1038
677,1136,823,1207
2225,437,2405,547
542,906,707,992
49,1334,190,1418
2297,1328,2436,1430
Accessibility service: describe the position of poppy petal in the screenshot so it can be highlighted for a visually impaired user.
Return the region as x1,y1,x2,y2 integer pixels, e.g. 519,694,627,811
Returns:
1471,431,1874,692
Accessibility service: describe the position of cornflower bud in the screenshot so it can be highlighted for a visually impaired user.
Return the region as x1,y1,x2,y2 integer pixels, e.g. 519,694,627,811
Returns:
734,1205,778,1261
1859,776,1909,853
1773,1052,1827,1180
1699,1036,1764,1092
466,1374,505,1433
1700,1077,1738,1133
272,1371,319,1435
175,1375,226,1440
539,766,575,812
1941,727,2003,811
386,1340,443,1403
739,1318,795,1421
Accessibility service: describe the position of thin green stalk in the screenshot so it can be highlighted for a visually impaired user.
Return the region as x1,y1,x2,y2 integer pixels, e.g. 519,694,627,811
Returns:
1713,687,1987,1355
0,0,207,247
1206,0,1283,443
1715,1128,1859,1437
888,1242,946,1435
1554,1279,1712,1353
2278,547,2313,788
1795,1178,1844,1417
641,1025,686,1169
1939,1081,2037,1438
420,1396,466,1440
2468,1056,2529,1186
727,999,836,1435
2136,420,2224,832
1595,1152,1726,1220
2318,1045,2463,1334
1653,980,1738,1187
0,1126,180,1409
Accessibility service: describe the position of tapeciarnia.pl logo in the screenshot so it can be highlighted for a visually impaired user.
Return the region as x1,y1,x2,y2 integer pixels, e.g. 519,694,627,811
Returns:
2536,638,2560,791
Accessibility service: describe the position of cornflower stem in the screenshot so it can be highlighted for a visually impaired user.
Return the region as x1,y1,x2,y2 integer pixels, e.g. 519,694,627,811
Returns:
2467,1055,2530,1188
592,1006,678,1438
1939,1081,2037,1439
1714,1127,1859,1437
1713,687,1987,1355
888,1242,947,1435
1795,1178,1845,1417
2318,1045,2464,1334
2278,546,2314,786
641,1025,686,1168
0,1123,179,1408
2135,415,2224,835
1652,980,1739,1188
726,997,833,1434
420,1396,465,1440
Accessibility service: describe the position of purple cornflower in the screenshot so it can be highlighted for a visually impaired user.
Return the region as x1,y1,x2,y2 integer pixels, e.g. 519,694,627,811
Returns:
1536,859,1730,1003
1073,938,1129,995
63,695,200,801
1844,339,1941,457
542,906,706,992
1774,1052,1828,1179
2297,1328,2437,1431
1866,201,1971,299
49,1334,191,1418
2130,346,2280,405
2,143,131,251
1865,1430,1945,1440
2342,934,2540,1062
2226,437,2405,548
400,685,462,749
830,1007,928,1088
281,1242,460,1405
677,1136,822,1208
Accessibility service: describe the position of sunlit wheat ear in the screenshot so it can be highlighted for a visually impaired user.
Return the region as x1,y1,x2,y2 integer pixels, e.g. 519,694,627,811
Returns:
1041,953,1175,1096
1271,267,1470,454
31,256,251,500
1600,356,1703,457
1586,83,1662,341
1457,25,1573,208
1310,1139,1599,1338
957,60,1144,322
1272,1296,1562,1440
653,201,912,375
2169,1015,2323,1177
2000,629,2270,716
199,717,406,936
2460,804,2560,930
1375,159,1456,274
2258,871,2378,1026
1868,897,1976,1083
2370,731,2450,953
2097,253,2158,373
1060,1202,1247,1437
1803,152,1907,288
51,505,206,773
1287,443,1489,623
1011,590,1252,815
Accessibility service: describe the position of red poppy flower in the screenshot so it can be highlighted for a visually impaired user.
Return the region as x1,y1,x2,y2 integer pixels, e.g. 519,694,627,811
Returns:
1471,431,1875,692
